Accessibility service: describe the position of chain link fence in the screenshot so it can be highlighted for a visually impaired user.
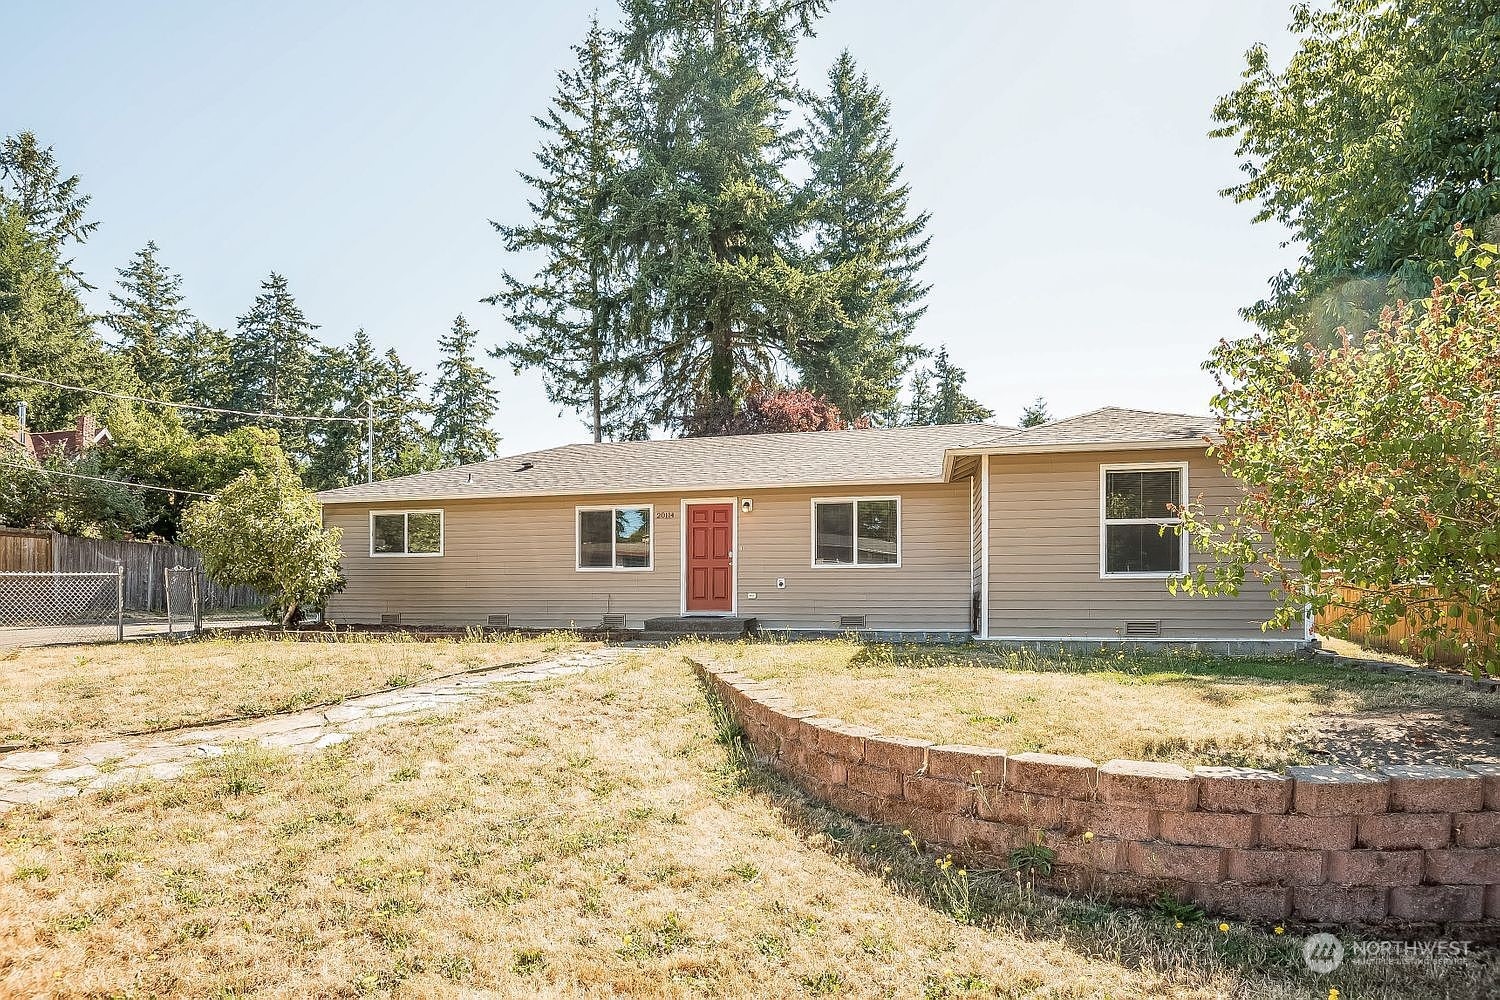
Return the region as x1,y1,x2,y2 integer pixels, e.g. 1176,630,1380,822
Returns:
0,567,261,648
0,569,124,646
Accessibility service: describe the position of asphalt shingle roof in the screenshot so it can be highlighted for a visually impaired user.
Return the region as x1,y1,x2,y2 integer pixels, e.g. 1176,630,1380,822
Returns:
974,407,1218,451
317,422,1016,504
315,407,1220,505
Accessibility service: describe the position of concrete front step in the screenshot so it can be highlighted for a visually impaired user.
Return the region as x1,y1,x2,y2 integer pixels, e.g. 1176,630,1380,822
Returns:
642,616,758,637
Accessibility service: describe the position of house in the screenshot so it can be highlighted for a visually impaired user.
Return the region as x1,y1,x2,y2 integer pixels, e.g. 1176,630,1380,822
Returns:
22,413,112,461
315,407,1307,650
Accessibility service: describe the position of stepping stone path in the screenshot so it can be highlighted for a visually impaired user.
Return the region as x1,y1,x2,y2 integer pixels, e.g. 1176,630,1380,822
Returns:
0,646,625,812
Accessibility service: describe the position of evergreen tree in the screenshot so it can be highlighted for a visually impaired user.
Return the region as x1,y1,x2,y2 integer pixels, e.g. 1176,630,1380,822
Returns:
432,314,501,466
491,17,644,442
1018,396,1050,427
167,320,236,431
0,131,99,287
373,348,441,480
0,201,126,426
902,346,992,425
228,273,321,462
305,328,385,489
103,241,191,391
613,0,841,431
798,50,930,419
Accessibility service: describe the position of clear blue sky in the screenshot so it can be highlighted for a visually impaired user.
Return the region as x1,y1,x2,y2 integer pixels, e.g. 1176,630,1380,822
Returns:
5,1,1300,454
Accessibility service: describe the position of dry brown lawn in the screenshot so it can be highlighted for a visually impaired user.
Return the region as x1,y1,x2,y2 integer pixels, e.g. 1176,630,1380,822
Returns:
0,632,588,749
687,640,1500,770
2,647,1491,998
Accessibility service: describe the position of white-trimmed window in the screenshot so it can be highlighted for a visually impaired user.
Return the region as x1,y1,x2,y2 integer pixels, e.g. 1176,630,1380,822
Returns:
1100,464,1187,577
370,510,444,557
812,497,900,567
577,505,653,570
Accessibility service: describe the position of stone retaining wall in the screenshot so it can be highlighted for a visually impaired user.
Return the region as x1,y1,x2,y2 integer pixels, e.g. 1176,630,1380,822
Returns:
698,663,1500,924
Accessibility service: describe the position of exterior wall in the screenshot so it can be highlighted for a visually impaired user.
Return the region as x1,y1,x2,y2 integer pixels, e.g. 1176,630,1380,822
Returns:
322,481,973,631
701,662,1500,924
985,447,1300,641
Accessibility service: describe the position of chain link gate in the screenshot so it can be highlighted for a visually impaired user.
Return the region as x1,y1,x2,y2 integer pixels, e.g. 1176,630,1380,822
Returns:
164,566,202,639
0,568,125,646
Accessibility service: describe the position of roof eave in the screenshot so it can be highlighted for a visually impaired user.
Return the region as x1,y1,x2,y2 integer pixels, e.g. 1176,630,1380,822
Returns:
317,473,953,507
943,436,1220,463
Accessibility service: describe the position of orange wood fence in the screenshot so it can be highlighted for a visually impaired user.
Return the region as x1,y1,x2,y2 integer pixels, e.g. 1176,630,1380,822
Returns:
1313,583,1497,666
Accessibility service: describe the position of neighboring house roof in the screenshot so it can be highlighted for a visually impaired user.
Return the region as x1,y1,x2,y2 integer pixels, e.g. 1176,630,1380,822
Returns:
948,407,1218,457
318,422,1016,504
23,415,112,461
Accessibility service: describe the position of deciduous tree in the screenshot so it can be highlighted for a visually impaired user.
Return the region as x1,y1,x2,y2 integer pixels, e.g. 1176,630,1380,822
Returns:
181,454,345,626
1175,232,1500,675
1212,0,1500,341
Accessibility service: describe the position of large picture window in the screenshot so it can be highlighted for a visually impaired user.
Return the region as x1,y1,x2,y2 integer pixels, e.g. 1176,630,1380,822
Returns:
370,510,444,557
812,497,900,567
1100,465,1186,577
577,505,653,570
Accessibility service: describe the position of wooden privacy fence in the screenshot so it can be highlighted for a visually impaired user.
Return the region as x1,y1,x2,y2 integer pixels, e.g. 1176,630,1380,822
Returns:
1313,583,1498,666
0,528,259,613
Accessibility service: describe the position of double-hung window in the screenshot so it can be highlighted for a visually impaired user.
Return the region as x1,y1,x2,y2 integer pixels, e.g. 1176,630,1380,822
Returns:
370,510,444,557
812,497,900,567
1100,464,1186,577
577,505,653,570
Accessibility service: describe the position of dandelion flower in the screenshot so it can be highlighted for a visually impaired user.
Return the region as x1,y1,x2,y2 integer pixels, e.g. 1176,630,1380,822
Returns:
1219,922,1229,933
1175,921,1183,929
1274,926,1285,935
1082,831,1094,841
1328,991,1339,1000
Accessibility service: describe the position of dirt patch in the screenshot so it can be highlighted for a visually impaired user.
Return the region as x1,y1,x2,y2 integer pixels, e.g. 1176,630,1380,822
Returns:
1301,704,1500,768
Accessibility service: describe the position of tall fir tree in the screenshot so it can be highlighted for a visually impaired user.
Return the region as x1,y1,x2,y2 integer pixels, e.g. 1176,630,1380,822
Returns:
103,241,191,392
491,16,645,442
0,134,128,425
304,328,386,489
228,273,321,463
613,0,841,430
0,131,100,288
798,50,930,419
373,348,441,480
432,314,501,466
902,346,993,426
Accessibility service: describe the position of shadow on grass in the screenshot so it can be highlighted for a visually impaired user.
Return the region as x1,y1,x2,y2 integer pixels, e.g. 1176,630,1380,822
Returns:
694,676,1500,999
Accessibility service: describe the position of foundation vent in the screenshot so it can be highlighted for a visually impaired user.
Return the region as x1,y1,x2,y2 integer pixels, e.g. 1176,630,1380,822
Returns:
486,613,510,628
600,613,627,630
380,612,402,626
1122,620,1162,638
837,614,867,630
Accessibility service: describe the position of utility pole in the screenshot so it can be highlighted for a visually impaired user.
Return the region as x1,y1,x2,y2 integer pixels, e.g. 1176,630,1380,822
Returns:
366,399,375,483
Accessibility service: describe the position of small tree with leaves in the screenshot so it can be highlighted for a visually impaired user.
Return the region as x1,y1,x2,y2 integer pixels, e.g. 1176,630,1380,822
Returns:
1175,231,1500,676
432,314,501,465
180,454,344,626
684,383,853,436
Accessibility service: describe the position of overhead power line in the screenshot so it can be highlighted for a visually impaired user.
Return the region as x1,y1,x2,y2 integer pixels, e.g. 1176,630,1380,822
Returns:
0,371,371,423
1,462,214,497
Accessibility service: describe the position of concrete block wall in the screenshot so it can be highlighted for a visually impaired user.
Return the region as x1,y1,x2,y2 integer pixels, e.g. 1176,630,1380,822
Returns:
699,663,1500,924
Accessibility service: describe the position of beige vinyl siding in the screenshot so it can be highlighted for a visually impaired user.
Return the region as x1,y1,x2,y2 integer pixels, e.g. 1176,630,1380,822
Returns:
969,473,983,605
323,481,972,631
985,447,1299,640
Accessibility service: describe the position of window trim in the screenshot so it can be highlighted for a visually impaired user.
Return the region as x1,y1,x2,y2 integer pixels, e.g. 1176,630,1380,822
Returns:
575,504,655,572
368,509,445,558
809,495,902,569
1098,462,1189,580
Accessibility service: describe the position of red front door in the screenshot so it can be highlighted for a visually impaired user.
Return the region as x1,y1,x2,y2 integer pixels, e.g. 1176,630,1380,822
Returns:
685,503,734,612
